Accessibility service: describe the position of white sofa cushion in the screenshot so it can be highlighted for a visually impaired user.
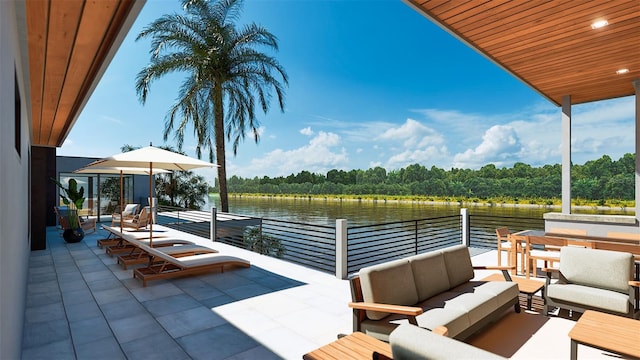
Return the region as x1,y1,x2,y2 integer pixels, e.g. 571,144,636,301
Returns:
390,324,506,360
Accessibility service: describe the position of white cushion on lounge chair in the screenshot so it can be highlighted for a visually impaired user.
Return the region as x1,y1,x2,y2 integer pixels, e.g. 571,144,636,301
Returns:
122,204,139,216
172,253,245,267
157,245,217,255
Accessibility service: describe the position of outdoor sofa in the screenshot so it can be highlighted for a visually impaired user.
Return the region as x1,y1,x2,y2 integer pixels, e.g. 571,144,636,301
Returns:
349,244,520,341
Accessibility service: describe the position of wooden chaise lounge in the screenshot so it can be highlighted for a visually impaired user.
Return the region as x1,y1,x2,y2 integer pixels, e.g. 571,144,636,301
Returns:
100,225,189,256
117,243,218,269
131,241,250,287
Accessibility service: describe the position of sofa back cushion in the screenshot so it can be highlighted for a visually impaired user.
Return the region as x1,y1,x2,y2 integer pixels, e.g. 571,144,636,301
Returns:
560,247,633,293
442,245,474,288
359,259,419,320
409,251,451,302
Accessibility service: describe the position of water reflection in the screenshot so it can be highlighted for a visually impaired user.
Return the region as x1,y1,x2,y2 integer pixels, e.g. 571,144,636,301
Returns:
204,195,633,226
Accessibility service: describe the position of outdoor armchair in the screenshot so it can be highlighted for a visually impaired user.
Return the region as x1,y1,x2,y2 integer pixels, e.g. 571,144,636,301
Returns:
543,246,639,319
111,203,139,225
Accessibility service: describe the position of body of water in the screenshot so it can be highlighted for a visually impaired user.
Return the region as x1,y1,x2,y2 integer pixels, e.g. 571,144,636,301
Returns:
204,194,633,226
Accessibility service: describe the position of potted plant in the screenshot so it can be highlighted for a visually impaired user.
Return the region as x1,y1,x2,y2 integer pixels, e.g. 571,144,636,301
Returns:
52,177,86,243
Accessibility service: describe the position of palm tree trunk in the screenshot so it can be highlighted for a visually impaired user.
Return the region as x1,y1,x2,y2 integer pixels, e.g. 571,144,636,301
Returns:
213,82,229,212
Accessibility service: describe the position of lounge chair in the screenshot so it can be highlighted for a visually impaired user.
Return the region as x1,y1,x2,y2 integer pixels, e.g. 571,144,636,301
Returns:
111,203,139,226
101,225,191,257
117,243,218,269
114,206,150,230
131,240,250,287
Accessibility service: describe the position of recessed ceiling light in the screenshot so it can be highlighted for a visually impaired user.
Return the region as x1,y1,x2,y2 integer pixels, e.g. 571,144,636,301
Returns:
591,20,608,29
616,68,629,75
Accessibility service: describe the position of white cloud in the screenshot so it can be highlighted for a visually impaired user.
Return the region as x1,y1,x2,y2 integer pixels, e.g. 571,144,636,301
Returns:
300,126,314,136
101,115,124,124
239,131,348,177
374,119,450,169
453,125,523,169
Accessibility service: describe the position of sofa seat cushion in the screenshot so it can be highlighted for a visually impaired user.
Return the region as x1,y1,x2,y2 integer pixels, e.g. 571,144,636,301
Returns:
473,281,519,308
410,251,451,301
416,307,470,338
449,280,518,309
547,283,630,313
444,292,498,324
359,259,419,320
416,291,465,310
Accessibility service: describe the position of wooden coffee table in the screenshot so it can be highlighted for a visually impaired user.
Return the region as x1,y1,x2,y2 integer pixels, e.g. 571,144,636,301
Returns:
303,332,392,360
568,310,640,360
482,273,544,310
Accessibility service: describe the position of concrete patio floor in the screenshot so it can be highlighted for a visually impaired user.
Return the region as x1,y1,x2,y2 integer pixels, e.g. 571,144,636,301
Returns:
22,225,622,359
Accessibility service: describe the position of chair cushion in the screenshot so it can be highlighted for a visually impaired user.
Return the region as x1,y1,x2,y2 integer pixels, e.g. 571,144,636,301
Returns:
359,259,419,321
442,245,474,288
560,247,633,293
547,283,630,314
390,324,507,360
122,204,138,216
410,251,451,301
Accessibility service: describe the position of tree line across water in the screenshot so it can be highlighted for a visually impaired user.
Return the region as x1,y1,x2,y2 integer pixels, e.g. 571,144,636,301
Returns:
214,153,636,208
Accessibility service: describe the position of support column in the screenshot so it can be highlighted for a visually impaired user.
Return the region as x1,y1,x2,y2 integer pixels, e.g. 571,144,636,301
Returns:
633,80,640,222
336,219,347,279
460,208,469,246
561,95,572,214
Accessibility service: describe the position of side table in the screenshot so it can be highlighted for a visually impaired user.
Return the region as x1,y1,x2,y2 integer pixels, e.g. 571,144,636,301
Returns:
481,273,544,310
568,310,640,360
303,332,392,360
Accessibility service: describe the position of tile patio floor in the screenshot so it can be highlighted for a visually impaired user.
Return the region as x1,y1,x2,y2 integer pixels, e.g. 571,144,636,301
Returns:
22,225,621,359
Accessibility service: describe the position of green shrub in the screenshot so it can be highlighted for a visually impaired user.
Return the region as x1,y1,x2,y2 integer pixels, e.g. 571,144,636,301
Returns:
243,226,285,258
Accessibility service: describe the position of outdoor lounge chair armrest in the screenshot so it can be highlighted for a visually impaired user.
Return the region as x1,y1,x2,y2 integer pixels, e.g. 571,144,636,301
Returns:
630,280,640,288
348,302,423,316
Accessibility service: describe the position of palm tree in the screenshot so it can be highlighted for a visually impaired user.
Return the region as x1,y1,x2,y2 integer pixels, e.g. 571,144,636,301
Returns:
135,0,288,212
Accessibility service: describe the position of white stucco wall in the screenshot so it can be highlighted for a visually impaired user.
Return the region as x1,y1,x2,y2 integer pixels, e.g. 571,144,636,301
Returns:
0,1,32,358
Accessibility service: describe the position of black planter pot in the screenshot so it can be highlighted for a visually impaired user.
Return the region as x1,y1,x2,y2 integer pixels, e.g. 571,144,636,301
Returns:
63,228,85,243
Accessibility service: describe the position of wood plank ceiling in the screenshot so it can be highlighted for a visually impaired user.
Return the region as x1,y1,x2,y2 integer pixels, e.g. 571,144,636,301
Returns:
26,0,139,147
405,0,640,106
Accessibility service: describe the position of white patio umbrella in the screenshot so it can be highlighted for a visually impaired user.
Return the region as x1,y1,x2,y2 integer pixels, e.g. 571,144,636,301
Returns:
73,166,172,234
81,146,217,245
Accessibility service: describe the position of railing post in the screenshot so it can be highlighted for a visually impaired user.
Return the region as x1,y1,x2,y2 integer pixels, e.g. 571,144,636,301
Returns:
414,220,419,255
210,206,217,242
336,219,348,279
461,208,470,247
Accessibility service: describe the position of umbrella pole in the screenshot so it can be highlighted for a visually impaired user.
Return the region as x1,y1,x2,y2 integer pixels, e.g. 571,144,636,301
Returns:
149,162,153,247
120,170,123,234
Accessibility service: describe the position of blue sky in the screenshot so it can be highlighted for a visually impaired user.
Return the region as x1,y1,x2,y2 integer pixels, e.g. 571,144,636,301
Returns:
59,0,635,181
